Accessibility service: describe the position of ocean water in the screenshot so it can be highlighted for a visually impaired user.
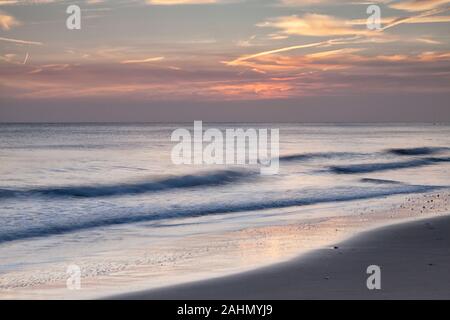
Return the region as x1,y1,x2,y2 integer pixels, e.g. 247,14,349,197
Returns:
0,123,449,296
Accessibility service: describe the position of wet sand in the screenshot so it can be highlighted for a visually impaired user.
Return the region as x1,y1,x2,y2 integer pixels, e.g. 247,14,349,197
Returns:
114,214,450,299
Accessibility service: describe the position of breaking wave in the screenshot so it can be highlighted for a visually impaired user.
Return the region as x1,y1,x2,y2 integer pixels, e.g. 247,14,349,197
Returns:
386,147,448,156
0,184,440,244
0,169,255,200
329,157,450,174
279,152,365,162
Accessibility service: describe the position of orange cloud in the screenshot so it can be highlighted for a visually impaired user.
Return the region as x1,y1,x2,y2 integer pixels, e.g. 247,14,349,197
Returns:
120,56,165,64
280,0,390,5
226,48,364,74
389,0,450,12
0,10,20,30
3,48,450,102
258,14,371,37
146,0,216,4
381,7,450,30
226,36,362,67
209,82,294,99
350,14,450,26
418,51,450,61
226,37,450,76
261,8,450,40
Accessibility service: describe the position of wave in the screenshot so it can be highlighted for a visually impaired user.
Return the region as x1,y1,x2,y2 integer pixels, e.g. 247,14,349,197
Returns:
279,152,365,162
360,178,402,184
329,157,450,174
280,147,449,164
0,184,440,244
386,147,448,156
0,169,255,200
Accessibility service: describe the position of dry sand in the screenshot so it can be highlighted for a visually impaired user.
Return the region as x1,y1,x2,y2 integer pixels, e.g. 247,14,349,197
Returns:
114,214,450,299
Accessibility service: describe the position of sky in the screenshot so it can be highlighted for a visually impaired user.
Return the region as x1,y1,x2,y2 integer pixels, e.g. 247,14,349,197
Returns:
0,0,449,122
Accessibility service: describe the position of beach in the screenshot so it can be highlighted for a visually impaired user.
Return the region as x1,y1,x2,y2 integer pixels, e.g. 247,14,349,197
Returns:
115,212,450,300
1,124,449,299
2,0,450,302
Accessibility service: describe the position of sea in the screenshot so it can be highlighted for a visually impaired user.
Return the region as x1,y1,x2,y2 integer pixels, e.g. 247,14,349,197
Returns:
0,123,449,298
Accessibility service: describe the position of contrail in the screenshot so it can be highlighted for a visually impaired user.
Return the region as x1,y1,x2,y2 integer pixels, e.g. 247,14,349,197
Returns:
381,7,450,30
23,52,29,64
226,36,361,66
0,37,43,46
120,56,165,64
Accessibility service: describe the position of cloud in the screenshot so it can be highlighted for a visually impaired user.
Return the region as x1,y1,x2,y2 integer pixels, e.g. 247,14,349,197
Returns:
146,0,217,4
0,52,29,64
28,63,71,74
209,82,294,99
418,51,450,61
0,0,59,5
227,46,364,74
120,56,165,64
2,49,450,103
0,53,17,63
416,37,442,44
0,1,20,5
0,36,42,45
279,0,390,6
389,0,450,12
260,8,450,40
0,61,247,100
280,0,329,5
1,0,449,104
350,14,450,26
0,10,20,29
381,7,450,30
278,0,448,10
226,36,362,67
258,14,372,37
